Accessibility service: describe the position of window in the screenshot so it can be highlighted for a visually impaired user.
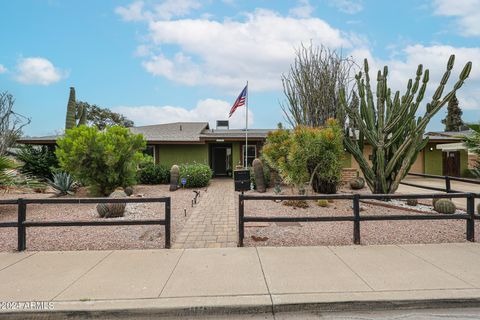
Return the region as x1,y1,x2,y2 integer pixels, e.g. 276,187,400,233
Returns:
144,145,155,162
242,145,256,167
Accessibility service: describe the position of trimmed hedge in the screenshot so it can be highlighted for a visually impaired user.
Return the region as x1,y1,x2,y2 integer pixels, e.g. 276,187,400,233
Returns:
137,163,170,184
179,163,213,188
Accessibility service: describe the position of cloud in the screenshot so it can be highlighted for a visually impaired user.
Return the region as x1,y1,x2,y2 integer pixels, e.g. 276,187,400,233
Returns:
289,0,314,18
327,0,363,14
115,0,202,22
350,44,480,111
14,57,66,85
119,6,355,91
0,64,6,73
112,98,253,128
433,0,480,37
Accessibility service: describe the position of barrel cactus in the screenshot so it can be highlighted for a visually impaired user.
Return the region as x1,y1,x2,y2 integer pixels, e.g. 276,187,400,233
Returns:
317,199,329,207
124,186,134,196
350,177,365,190
406,199,418,206
434,199,456,214
252,158,266,193
97,189,127,218
169,165,179,191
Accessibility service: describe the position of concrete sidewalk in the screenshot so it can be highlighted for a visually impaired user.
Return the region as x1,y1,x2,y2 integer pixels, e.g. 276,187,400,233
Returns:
2,243,480,318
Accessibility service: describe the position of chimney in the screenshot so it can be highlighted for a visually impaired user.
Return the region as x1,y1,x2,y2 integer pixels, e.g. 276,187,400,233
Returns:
216,120,229,130
179,124,182,131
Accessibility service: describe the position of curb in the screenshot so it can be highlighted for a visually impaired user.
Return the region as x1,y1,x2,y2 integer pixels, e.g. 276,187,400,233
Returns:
3,297,480,319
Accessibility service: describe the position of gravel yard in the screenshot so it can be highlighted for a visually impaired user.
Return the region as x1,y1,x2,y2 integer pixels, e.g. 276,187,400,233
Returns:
242,186,473,247
0,185,201,252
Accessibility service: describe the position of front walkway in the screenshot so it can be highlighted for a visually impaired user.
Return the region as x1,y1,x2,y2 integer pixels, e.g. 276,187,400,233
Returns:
2,243,480,317
172,178,237,249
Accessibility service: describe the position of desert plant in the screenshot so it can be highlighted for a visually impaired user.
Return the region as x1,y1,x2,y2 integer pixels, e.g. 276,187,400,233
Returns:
124,186,134,196
170,165,180,191
47,171,77,195
283,200,309,208
178,163,213,188
349,177,365,190
442,93,466,131
252,158,266,192
317,199,329,207
96,189,127,218
406,199,418,206
434,199,456,214
16,145,58,180
56,126,145,196
0,156,43,189
340,55,472,194
137,163,170,184
0,92,30,156
65,87,87,130
281,43,356,128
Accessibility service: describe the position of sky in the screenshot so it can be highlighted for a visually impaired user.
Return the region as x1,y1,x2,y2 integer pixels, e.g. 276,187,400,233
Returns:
0,0,479,136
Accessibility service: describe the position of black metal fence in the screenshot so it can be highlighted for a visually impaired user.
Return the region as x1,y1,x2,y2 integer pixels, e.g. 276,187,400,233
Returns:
0,197,171,251
238,192,479,247
401,172,480,193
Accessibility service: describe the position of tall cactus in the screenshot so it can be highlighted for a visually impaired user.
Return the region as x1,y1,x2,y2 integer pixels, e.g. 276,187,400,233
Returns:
65,87,87,130
339,55,472,194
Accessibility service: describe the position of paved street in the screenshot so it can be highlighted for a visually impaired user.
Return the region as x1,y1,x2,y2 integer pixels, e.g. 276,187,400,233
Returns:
2,243,480,318
172,178,237,249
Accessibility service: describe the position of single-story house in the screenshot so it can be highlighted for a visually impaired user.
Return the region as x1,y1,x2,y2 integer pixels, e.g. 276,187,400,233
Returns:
17,121,471,178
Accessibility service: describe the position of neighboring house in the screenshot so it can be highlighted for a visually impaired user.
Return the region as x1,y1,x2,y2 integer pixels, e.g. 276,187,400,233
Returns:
17,122,470,178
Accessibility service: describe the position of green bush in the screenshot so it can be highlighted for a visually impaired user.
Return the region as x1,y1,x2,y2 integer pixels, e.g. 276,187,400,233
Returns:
179,163,213,188
56,126,146,196
16,145,59,180
137,163,170,184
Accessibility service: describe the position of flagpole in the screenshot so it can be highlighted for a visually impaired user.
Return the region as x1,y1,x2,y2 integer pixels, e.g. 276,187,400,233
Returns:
245,81,248,168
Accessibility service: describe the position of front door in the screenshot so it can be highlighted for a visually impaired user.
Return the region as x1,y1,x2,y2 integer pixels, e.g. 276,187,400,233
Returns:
211,144,232,176
443,151,460,177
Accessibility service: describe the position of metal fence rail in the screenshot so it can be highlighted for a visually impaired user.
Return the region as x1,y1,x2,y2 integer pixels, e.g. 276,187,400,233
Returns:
401,172,480,193
0,197,171,251
238,192,479,247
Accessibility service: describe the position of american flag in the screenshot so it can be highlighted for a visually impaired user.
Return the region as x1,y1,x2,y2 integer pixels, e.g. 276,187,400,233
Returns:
229,85,247,118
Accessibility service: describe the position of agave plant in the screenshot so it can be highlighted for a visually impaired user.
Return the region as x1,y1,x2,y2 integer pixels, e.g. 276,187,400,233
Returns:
47,171,77,195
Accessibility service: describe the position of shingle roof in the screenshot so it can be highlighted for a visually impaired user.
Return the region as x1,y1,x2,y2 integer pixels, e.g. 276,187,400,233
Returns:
200,129,271,140
130,122,209,142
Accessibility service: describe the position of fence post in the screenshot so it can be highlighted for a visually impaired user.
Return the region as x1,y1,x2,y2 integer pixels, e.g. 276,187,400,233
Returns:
17,199,26,251
353,194,360,245
165,198,171,249
466,193,475,242
238,193,244,247
445,176,451,193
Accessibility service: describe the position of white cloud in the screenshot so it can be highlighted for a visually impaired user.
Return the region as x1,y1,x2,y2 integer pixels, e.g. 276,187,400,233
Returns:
289,0,314,18
433,0,480,37
0,64,6,73
350,45,480,111
327,0,363,14
122,7,354,91
113,98,253,128
115,1,147,21
14,57,66,85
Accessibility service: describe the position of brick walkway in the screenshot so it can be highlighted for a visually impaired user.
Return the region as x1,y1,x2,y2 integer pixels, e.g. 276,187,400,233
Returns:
172,179,237,248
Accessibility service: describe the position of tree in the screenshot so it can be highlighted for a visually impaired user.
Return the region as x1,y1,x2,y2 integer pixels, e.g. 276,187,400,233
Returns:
56,126,145,196
0,92,30,155
78,102,134,130
262,119,344,194
441,93,466,131
281,43,356,128
463,123,480,178
340,55,472,194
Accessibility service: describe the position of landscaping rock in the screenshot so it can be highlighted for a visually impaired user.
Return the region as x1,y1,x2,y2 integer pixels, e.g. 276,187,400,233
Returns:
170,165,180,191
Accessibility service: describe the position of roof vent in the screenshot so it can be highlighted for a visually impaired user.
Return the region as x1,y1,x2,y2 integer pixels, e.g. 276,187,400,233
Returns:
216,120,229,130
179,125,182,131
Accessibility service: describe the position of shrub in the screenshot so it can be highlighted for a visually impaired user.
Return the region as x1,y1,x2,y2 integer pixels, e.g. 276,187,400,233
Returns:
47,171,77,196
178,163,213,188
16,145,58,180
56,126,145,196
137,163,170,184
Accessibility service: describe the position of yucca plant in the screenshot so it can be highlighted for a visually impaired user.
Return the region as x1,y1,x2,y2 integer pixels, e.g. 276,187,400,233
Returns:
47,171,77,195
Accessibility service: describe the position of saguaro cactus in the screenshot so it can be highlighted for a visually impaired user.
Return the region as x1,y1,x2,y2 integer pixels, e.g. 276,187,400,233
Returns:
65,87,87,130
340,55,472,194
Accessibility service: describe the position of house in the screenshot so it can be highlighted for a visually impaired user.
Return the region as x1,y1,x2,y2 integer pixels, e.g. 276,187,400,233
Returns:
17,121,471,178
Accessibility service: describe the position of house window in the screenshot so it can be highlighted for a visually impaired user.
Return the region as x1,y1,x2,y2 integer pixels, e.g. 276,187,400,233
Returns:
242,145,256,167
144,145,156,162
